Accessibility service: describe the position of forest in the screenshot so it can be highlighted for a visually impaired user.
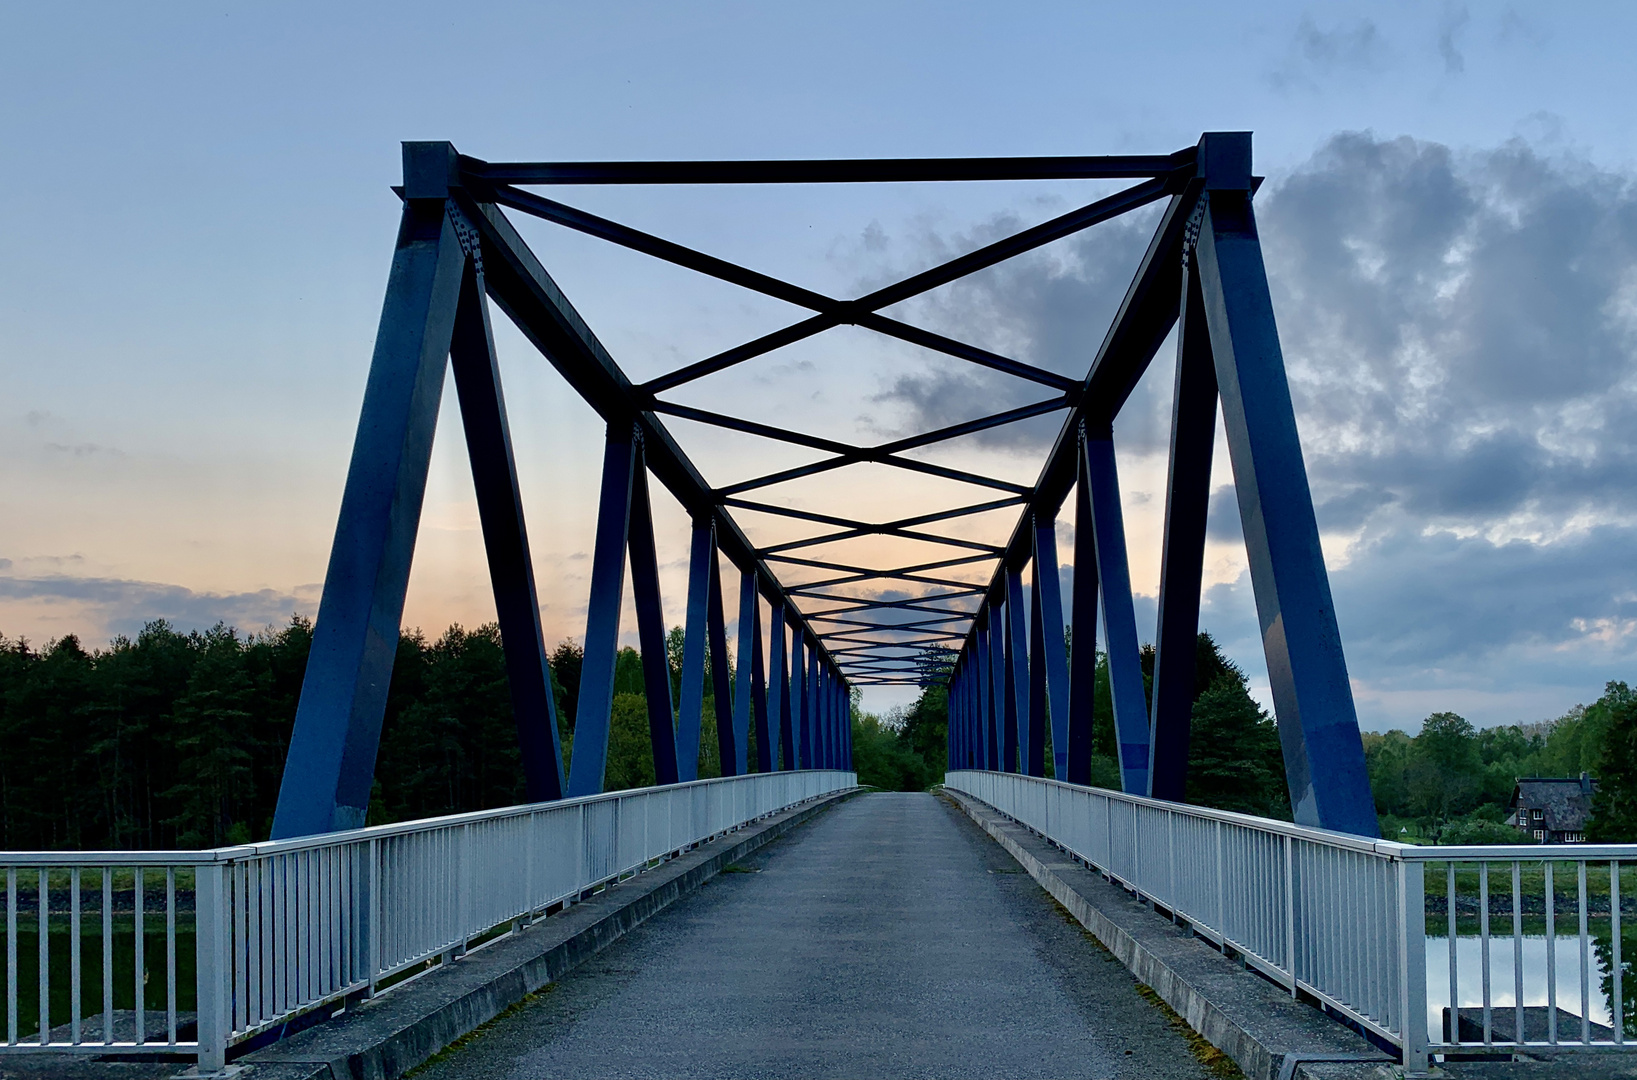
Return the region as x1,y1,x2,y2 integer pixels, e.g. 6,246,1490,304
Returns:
0,617,1633,849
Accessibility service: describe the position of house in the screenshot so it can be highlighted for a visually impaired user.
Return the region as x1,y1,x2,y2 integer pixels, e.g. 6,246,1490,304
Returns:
1506,774,1596,843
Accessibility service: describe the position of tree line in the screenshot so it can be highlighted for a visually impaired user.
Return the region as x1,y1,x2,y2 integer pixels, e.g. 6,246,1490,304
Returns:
1,617,1632,849
0,618,732,850
854,631,1292,821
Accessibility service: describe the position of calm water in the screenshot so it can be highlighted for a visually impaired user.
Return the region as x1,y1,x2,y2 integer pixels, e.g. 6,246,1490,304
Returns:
1426,933,1625,1041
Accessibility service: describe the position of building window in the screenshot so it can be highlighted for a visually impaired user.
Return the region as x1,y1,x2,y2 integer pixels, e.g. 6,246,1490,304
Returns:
1534,829,1545,841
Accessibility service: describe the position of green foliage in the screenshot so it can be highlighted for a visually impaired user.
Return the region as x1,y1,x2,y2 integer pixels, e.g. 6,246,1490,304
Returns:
1588,682,1637,842
1365,681,1633,839
0,616,741,849
1436,816,1527,845
0,618,310,849
1184,652,1291,820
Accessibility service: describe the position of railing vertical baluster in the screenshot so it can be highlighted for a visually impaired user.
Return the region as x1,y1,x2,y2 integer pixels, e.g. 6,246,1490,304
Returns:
166,867,176,1045
1447,861,1457,1046
6,866,15,1045
37,868,48,1046
70,868,80,1044
134,868,145,1046
101,867,112,1045
1284,834,1296,996
1546,860,1557,1044
1512,860,1523,1050
1480,861,1491,1046
1579,860,1589,1044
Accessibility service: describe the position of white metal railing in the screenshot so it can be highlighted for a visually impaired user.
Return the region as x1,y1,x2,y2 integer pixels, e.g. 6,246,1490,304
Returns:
1,769,854,1069
945,770,1637,1071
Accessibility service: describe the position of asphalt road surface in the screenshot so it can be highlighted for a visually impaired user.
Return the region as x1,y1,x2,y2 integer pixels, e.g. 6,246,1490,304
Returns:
411,791,1225,1080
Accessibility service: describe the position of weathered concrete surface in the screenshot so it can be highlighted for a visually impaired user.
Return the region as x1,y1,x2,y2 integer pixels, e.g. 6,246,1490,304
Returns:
941,787,1399,1080
412,791,1227,1080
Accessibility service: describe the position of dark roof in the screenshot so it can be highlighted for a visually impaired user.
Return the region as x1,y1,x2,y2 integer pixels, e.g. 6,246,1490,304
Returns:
1510,776,1597,834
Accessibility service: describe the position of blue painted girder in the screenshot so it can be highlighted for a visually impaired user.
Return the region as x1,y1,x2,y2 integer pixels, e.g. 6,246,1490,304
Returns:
1195,182,1378,837
1082,429,1153,796
271,199,466,839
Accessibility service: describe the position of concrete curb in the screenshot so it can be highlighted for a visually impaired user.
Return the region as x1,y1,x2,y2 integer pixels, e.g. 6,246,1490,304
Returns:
230,788,857,1080
942,787,1401,1080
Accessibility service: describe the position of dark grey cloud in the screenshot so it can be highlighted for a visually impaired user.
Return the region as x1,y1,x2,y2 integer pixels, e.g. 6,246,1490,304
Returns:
878,131,1637,726
1262,133,1637,530
0,573,310,642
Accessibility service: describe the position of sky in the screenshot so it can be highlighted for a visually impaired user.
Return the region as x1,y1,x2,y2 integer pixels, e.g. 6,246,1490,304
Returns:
2,1,1636,733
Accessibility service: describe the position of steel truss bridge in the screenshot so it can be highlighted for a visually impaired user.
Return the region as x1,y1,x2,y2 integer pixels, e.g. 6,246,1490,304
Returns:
271,130,1376,840
9,134,1631,1076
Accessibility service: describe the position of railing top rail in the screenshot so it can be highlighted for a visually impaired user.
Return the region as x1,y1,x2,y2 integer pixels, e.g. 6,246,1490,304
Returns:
0,769,853,866
943,770,1637,862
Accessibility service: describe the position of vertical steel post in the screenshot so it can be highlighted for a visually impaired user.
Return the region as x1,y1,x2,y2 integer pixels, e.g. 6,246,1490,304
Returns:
1067,446,1100,786
1027,558,1049,777
734,569,758,775
271,163,466,838
676,518,712,782
805,645,820,770
988,604,1007,771
769,602,790,770
626,454,681,786
750,587,774,772
566,424,637,797
1193,131,1376,835
1005,566,1029,774
449,258,567,802
1032,518,1071,781
1148,258,1217,802
788,621,805,769
706,534,739,775
194,863,228,1072
1083,426,1152,795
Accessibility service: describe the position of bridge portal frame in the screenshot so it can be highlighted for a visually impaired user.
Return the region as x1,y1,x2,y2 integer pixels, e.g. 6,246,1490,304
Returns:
271,132,1377,840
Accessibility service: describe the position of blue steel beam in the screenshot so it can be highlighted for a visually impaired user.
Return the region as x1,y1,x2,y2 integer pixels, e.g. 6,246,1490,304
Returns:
706,535,739,775
465,152,1194,185
448,260,567,804
1084,427,1152,795
455,187,842,678
642,176,1178,396
1067,446,1100,786
676,519,712,781
1032,518,1071,781
987,605,1006,770
271,195,465,839
750,589,773,772
1005,568,1029,774
769,603,789,770
566,426,638,797
1147,261,1218,801
1193,136,1377,836
733,568,757,775
805,644,820,769
625,445,682,787
1027,557,1048,777
790,630,807,768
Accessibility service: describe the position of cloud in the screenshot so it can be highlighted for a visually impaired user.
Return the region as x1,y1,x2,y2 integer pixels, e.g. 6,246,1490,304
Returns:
0,571,313,643
879,130,1637,728
1438,3,1470,74
867,204,1164,450
1268,15,1387,92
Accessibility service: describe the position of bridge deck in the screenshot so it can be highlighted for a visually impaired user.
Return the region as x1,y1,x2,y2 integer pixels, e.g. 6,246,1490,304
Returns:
416,792,1219,1079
